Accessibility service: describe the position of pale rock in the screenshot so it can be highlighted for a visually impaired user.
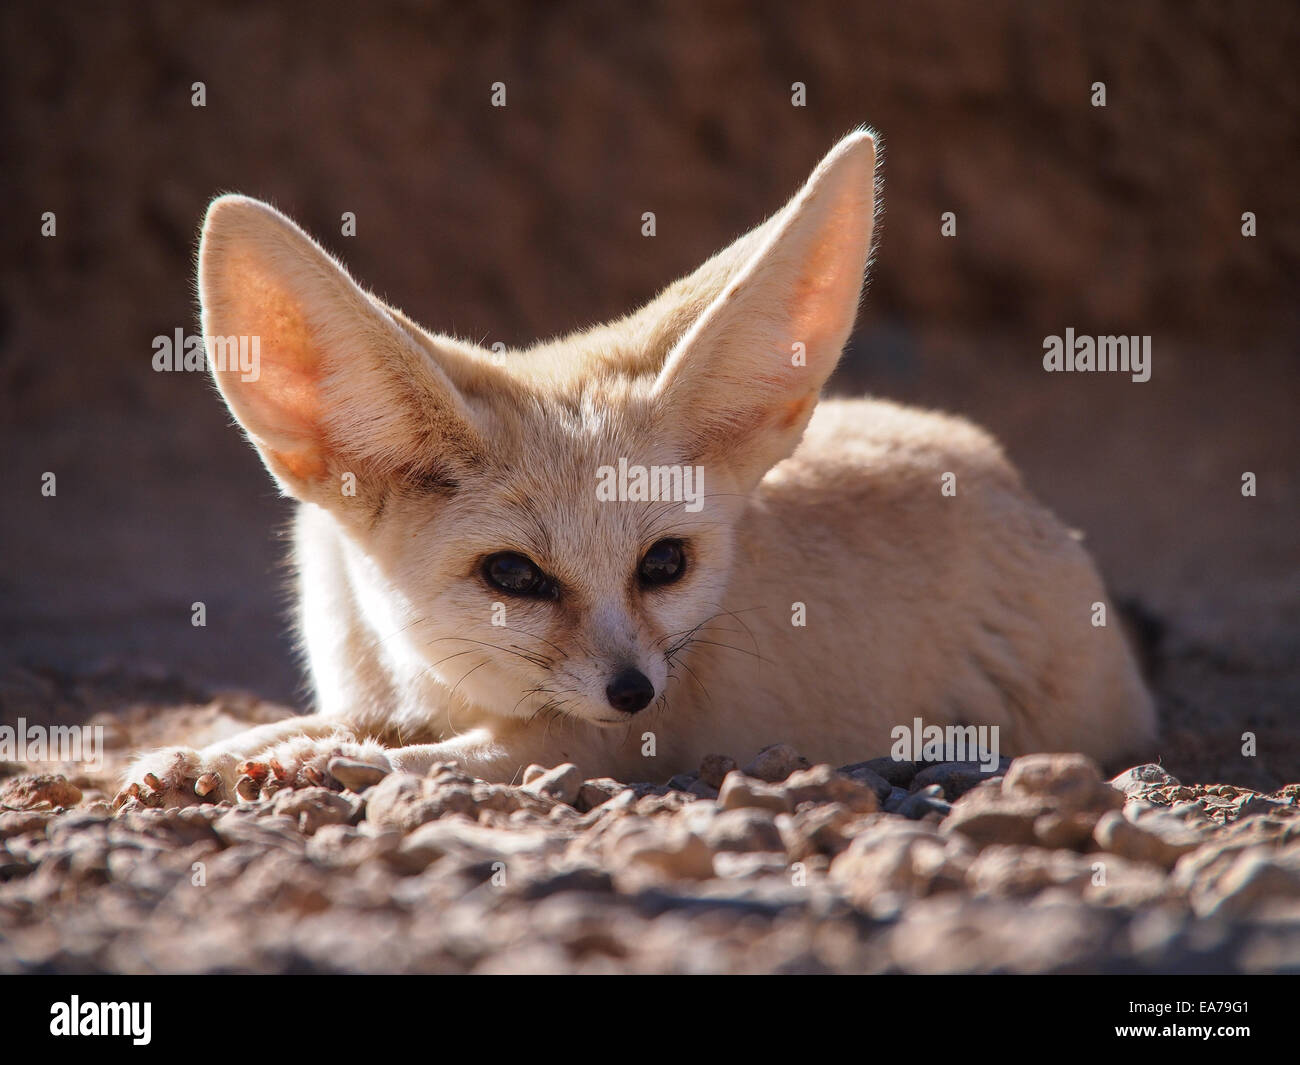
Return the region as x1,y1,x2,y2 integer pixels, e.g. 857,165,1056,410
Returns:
609,821,714,881
0,774,82,810
1236,794,1296,820
576,777,627,813
1032,809,1100,850
1002,753,1121,814
965,844,1094,897
701,807,785,854
397,815,563,874
782,803,859,859
0,810,55,840
270,786,357,835
1084,854,1175,908
1093,809,1204,869
1176,840,1300,918
712,851,792,880
1109,763,1180,797
635,790,695,816
718,772,792,814
782,764,879,813
940,786,1047,848
522,763,583,806
831,820,973,903
364,772,444,832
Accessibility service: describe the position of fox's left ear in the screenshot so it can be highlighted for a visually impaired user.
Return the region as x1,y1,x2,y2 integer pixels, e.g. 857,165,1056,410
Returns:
651,131,877,485
197,195,487,505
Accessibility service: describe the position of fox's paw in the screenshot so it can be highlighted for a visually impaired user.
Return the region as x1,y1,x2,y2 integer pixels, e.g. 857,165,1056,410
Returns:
115,746,242,809
233,735,393,801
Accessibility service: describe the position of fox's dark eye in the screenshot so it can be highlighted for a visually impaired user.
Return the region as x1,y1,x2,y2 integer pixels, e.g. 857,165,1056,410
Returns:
639,539,685,586
483,552,556,598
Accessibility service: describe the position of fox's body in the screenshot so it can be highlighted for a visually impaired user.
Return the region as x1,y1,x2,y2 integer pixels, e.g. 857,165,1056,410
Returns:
121,131,1155,806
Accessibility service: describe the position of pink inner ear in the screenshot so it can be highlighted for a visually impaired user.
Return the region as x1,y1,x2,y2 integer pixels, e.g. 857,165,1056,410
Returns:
785,200,868,360
211,255,334,481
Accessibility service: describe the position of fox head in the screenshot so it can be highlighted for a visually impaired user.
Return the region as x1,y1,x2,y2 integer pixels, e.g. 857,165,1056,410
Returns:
198,131,877,728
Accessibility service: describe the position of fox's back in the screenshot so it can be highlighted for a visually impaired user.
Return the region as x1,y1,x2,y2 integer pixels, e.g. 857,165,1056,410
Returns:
664,396,1156,769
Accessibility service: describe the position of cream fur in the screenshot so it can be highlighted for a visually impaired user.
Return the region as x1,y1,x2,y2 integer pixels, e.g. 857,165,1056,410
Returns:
121,131,1156,804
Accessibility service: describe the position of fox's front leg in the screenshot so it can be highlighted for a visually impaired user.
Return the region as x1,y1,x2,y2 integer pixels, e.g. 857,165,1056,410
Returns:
329,729,552,788
116,713,359,808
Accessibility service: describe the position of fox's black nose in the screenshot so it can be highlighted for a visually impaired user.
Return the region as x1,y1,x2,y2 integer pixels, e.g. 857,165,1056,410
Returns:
606,667,655,713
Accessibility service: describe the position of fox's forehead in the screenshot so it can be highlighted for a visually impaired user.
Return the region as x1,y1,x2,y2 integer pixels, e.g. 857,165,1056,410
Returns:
473,370,669,473
429,400,715,589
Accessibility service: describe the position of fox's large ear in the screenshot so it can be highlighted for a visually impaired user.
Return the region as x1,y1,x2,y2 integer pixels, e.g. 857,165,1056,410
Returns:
651,131,877,485
198,195,484,502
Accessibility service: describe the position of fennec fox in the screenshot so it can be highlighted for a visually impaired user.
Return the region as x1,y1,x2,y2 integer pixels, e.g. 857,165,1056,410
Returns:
120,130,1155,807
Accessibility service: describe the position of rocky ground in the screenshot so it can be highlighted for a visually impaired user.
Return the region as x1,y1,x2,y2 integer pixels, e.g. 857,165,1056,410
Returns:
2,710,1297,974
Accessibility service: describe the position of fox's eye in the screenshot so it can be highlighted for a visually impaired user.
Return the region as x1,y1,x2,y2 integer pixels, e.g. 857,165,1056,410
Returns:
483,552,555,598
639,539,685,586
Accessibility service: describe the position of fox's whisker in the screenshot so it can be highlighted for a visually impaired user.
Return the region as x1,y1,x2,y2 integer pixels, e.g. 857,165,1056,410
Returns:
676,659,712,706
685,637,766,662
426,636,551,670
504,627,570,660
426,647,485,670
519,686,580,720
448,656,491,700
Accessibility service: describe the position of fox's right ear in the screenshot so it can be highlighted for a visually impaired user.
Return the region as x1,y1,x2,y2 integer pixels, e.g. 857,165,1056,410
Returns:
651,131,877,487
198,195,484,502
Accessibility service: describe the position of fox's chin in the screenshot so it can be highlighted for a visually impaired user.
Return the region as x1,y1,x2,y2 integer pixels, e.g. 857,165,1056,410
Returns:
514,693,626,728
580,713,633,729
